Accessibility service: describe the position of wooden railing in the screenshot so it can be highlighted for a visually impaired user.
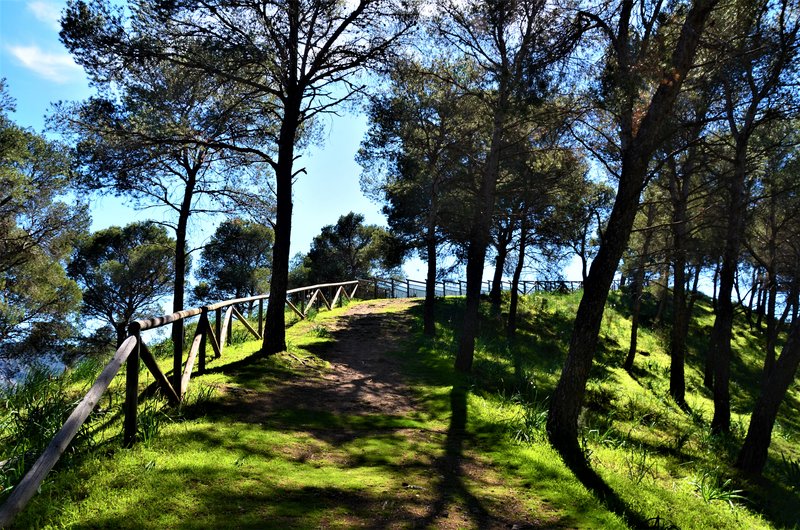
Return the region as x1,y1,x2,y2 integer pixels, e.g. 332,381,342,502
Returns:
0,279,359,527
363,277,590,299
0,275,589,525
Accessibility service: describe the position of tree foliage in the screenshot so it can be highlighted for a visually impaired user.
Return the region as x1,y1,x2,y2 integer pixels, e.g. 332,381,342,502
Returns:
68,222,174,345
194,219,273,304
295,212,401,285
0,82,87,358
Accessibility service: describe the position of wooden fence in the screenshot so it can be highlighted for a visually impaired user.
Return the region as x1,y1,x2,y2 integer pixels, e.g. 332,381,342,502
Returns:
363,277,590,299
0,280,359,527
0,275,591,526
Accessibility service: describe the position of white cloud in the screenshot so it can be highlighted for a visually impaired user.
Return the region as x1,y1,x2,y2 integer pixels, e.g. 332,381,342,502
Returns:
7,45,81,83
27,1,63,31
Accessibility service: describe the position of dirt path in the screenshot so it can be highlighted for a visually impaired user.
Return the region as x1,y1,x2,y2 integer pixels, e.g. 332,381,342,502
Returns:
217,299,551,529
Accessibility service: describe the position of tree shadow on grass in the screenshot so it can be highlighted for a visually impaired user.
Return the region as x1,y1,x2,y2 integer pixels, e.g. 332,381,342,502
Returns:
555,445,652,529
415,383,490,527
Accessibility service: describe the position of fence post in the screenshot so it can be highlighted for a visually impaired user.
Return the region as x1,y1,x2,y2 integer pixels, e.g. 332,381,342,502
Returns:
391,278,395,298
123,333,140,448
227,307,233,344
406,279,410,297
459,281,462,296
199,310,207,374
215,308,222,344
258,298,264,337
374,279,378,298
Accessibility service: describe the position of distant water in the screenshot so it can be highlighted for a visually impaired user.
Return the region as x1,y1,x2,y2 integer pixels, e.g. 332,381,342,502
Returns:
0,354,66,390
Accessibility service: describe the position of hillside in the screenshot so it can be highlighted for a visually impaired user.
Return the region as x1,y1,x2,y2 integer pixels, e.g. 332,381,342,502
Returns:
4,292,800,528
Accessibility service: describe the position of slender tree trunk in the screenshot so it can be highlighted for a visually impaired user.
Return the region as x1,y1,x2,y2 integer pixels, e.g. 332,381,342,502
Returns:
455,96,507,373
171,164,197,395
737,318,800,474
761,199,779,370
746,267,758,326
705,259,722,389
654,263,670,324
755,271,766,330
115,322,127,348
507,218,528,340
710,138,749,434
669,173,689,406
547,159,646,459
424,232,437,337
262,96,301,355
764,267,778,377
546,0,717,461
687,263,701,317
490,222,512,307
624,202,656,372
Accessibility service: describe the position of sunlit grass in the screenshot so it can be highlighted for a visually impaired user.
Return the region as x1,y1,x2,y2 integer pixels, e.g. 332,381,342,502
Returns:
5,293,799,528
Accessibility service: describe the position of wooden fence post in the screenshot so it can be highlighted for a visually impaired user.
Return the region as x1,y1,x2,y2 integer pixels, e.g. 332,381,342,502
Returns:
374,279,378,299
391,278,395,298
123,334,140,448
258,299,264,337
215,308,221,345
198,310,208,374
406,279,410,297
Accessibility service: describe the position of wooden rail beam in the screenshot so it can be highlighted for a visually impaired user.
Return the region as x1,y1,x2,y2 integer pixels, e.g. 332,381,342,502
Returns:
181,327,204,398
232,306,260,339
286,300,304,319
218,306,234,355
305,290,320,316
205,322,221,359
138,341,180,405
318,290,332,311
0,336,138,527
331,286,344,308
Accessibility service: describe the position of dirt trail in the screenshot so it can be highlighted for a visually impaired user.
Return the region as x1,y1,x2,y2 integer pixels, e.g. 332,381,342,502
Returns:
218,299,552,529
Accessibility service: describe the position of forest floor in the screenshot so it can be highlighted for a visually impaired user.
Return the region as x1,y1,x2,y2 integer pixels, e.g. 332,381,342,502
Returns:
10,294,796,529
211,299,551,529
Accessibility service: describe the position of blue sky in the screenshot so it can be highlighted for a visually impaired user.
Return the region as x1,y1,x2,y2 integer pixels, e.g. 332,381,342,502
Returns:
1,0,582,283
0,1,408,266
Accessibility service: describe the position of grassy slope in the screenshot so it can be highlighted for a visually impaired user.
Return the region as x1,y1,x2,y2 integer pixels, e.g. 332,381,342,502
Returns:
6,292,800,528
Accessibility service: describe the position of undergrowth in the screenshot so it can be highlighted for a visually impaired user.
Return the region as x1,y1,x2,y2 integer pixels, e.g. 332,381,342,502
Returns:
3,292,799,529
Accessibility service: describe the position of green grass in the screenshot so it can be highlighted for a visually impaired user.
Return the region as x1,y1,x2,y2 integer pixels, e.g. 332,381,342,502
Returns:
3,292,800,528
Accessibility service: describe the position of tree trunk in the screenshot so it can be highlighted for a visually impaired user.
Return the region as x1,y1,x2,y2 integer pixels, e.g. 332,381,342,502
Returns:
710,137,749,434
546,0,717,461
668,158,690,406
762,194,780,375
424,232,437,337
687,262,701,317
490,221,513,307
624,201,656,372
705,259,722,389
262,96,300,355
737,318,800,474
547,160,645,460
171,163,197,395
654,262,670,324
455,95,507,373
507,218,528,340
115,321,127,348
